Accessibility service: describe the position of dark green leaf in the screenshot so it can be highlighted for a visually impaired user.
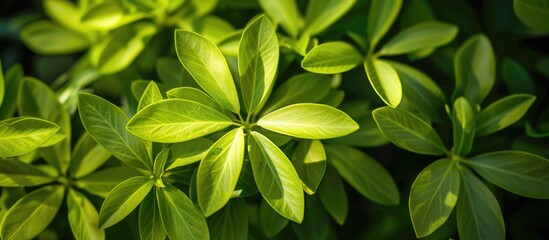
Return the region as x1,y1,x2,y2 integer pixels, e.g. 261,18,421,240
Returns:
452,34,495,105
208,199,248,240
409,159,460,238
469,151,549,199
373,107,446,155
380,21,458,56
0,159,55,187
291,140,326,195
67,189,104,240
318,165,348,225
367,0,403,48
457,168,505,240
139,191,166,240
326,145,399,205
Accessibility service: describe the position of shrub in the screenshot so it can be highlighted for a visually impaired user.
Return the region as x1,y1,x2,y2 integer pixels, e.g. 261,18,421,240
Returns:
1,0,548,239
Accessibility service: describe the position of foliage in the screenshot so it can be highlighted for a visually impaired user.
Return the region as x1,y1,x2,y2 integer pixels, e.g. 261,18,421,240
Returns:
1,0,549,239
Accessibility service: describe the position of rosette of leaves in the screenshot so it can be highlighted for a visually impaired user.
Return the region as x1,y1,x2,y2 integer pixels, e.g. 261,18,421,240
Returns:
78,89,213,239
122,14,359,234
300,0,458,109
0,76,135,240
372,34,549,239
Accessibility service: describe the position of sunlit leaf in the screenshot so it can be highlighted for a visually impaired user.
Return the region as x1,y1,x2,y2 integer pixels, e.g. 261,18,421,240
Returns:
239,15,279,114
373,107,446,155
301,42,362,74
409,159,460,238
258,103,359,139
99,176,154,229
0,185,64,240
197,128,245,216
249,131,304,223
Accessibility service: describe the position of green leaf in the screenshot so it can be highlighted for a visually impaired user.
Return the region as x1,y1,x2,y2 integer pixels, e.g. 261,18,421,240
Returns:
0,118,60,157
208,199,248,240
70,133,111,179
249,131,304,223
152,149,170,187
513,0,549,32
379,21,458,56
197,128,245,216
258,103,359,139
138,81,163,112
373,107,446,155
318,165,348,225
168,138,213,170
456,168,505,240
257,0,302,37
259,199,289,237
166,87,228,115
127,99,234,143
261,73,332,115
67,189,105,240
291,140,326,195
43,0,86,34
364,58,403,108
388,61,446,122
452,34,495,105
409,159,460,238
20,21,90,55
76,166,140,198
90,22,156,74
303,0,356,35
239,15,279,114
157,183,209,240
99,176,154,229
0,185,64,240
156,57,187,88
139,191,166,240
468,151,549,199
0,59,4,107
175,30,240,113
78,93,151,171
81,1,124,30
452,97,475,156
0,64,23,119
291,196,330,240
326,145,399,205
367,0,403,48
0,159,55,187
476,94,536,136
500,58,535,94
233,157,258,198
19,77,71,173
301,42,362,74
